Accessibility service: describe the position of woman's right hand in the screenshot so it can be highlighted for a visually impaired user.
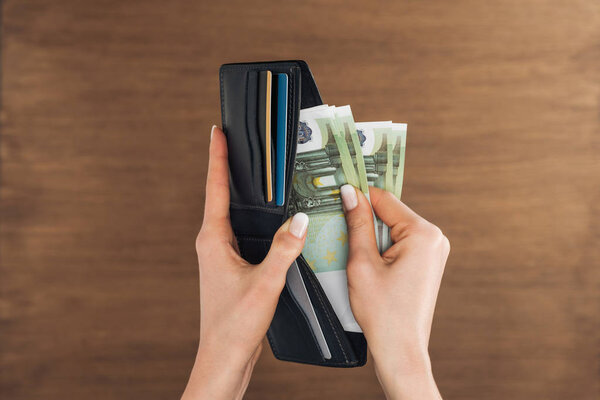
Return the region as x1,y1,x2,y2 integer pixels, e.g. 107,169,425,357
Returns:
340,184,450,400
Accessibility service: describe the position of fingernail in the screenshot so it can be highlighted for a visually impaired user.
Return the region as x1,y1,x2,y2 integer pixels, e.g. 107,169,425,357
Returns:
340,184,358,211
289,213,309,239
210,125,217,140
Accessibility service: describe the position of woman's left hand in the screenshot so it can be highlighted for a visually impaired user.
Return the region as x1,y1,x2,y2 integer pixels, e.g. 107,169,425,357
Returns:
182,126,308,400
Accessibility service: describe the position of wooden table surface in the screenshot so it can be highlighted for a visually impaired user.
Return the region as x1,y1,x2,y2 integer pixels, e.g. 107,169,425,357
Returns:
2,1,599,399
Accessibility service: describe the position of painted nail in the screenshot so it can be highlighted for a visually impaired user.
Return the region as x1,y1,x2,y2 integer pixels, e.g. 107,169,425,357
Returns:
210,125,217,140
340,184,358,211
289,213,309,239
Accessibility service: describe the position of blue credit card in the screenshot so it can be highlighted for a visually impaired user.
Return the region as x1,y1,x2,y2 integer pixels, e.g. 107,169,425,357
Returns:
275,73,288,206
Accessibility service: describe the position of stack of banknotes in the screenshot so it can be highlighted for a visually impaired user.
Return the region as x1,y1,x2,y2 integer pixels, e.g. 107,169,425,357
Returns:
289,105,407,333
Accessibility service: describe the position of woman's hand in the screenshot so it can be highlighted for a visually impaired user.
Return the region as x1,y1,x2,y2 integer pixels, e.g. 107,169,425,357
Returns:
340,184,450,400
182,126,309,400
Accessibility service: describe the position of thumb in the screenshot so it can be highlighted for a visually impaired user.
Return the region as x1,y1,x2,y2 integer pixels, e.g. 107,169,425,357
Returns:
259,213,309,285
340,184,379,263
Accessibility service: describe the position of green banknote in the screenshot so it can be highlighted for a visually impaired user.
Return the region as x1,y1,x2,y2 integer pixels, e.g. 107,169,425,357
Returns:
355,121,406,252
384,124,407,250
332,106,369,195
290,105,362,332
391,123,407,200
332,105,379,246
291,105,350,274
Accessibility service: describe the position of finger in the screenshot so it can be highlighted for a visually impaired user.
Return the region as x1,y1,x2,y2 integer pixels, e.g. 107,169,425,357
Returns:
259,213,308,286
203,125,232,233
369,186,421,232
340,184,379,262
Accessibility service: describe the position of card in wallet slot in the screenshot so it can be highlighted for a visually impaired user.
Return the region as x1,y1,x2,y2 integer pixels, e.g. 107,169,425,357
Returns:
274,73,288,206
258,70,274,203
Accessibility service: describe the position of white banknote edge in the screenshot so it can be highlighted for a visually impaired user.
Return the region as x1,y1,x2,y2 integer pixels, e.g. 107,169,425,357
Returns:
315,269,362,333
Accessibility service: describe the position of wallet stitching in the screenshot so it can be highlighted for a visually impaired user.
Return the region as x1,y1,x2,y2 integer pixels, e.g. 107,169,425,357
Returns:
230,202,285,214
220,67,225,134
221,62,298,73
298,256,350,363
283,66,297,216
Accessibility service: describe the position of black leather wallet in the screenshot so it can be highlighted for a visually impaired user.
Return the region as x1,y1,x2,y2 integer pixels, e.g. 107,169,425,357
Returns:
219,60,367,367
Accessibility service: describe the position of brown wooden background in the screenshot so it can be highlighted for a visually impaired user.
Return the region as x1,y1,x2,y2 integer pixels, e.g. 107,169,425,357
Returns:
1,1,599,399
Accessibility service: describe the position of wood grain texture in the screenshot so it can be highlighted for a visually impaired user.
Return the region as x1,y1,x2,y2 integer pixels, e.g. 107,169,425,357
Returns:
1,1,599,399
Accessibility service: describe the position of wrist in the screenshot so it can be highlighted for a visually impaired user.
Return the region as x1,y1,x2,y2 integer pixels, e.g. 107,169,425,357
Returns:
371,343,431,377
375,366,440,400
367,331,430,372
369,342,440,400
182,344,252,400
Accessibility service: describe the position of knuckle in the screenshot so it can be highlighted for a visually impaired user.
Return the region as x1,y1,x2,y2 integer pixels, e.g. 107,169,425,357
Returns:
382,190,397,204
347,259,375,286
404,220,427,236
273,232,302,258
195,228,222,258
407,221,449,248
442,234,450,250
347,214,369,233
441,235,451,256
195,230,209,254
268,249,296,267
347,253,371,271
412,221,442,239
389,224,405,242
429,225,444,241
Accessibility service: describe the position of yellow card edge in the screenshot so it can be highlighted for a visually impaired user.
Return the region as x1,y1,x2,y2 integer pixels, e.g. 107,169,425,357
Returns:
265,71,273,202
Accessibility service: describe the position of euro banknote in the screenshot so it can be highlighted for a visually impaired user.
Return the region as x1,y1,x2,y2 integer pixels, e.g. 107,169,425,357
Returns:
290,105,407,332
290,105,362,332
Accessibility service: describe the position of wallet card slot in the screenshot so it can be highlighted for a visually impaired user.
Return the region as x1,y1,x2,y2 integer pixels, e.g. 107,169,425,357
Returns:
221,62,302,212
282,68,300,215
220,68,265,208
245,70,265,206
